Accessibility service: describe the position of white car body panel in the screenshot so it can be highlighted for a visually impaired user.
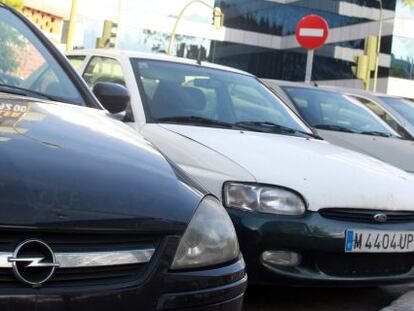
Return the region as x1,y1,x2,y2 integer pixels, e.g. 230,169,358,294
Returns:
145,124,414,212
143,124,256,197
67,50,414,213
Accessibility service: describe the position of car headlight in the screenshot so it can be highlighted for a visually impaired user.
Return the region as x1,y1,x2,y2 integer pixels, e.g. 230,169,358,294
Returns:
223,183,306,216
171,196,239,270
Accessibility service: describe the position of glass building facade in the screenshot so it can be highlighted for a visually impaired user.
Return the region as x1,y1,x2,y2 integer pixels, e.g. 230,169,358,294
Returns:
60,0,414,97
205,0,414,96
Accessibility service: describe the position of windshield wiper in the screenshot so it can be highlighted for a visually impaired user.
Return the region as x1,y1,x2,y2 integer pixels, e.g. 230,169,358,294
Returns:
155,116,235,129
314,124,356,133
0,84,57,101
156,117,321,139
236,121,321,139
360,131,392,138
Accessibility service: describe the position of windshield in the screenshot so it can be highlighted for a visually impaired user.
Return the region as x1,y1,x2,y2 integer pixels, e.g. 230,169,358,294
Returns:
282,86,399,137
380,97,414,126
0,7,83,104
131,59,311,136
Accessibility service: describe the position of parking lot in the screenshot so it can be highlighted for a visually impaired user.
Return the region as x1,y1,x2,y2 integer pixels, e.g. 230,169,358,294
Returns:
244,284,414,311
3,0,414,310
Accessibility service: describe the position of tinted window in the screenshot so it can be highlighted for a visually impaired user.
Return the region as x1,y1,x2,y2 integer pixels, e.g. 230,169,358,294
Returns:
283,87,398,136
211,39,391,82
218,0,373,37
228,83,289,124
132,59,310,133
0,8,84,104
351,95,411,138
83,57,125,88
380,97,414,126
390,36,414,80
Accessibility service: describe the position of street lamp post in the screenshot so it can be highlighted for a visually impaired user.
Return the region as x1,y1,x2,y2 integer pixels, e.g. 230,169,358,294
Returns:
373,0,383,93
115,0,123,48
66,0,79,51
167,0,223,56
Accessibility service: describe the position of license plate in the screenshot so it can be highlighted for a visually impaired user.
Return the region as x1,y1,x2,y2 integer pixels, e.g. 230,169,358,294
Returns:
345,230,414,253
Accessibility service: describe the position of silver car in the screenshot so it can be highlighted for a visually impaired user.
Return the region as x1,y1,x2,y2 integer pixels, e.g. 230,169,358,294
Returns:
376,96,414,138
264,80,414,173
349,91,414,139
310,86,414,141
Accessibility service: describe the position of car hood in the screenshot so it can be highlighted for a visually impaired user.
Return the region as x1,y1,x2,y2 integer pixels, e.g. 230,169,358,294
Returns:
317,130,414,173
160,124,414,212
0,94,201,233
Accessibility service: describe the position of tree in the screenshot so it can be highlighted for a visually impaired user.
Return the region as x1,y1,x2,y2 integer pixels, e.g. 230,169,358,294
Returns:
402,0,414,7
0,23,27,74
0,0,27,76
0,0,25,11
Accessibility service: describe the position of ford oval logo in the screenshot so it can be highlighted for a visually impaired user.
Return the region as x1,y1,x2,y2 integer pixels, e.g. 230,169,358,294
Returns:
373,213,388,223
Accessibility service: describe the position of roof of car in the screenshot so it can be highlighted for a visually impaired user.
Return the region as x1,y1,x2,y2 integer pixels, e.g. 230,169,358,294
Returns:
262,79,402,100
316,84,396,99
67,49,253,77
262,79,312,88
262,79,342,95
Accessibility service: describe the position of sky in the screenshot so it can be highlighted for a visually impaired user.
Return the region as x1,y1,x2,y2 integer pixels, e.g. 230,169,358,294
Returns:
26,0,217,52
50,0,215,24
67,0,215,52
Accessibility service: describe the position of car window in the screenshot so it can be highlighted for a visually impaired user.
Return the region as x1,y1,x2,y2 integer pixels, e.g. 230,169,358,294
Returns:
83,57,126,88
380,97,414,127
351,96,411,138
132,59,310,135
228,84,287,124
67,55,86,71
183,77,218,119
282,86,399,136
140,75,220,120
0,7,84,104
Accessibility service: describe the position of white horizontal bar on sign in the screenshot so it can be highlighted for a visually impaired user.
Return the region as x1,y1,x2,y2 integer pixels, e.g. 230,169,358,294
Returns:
299,28,324,37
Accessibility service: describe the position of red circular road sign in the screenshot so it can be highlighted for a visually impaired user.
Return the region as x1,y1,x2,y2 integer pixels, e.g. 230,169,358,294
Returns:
295,15,329,50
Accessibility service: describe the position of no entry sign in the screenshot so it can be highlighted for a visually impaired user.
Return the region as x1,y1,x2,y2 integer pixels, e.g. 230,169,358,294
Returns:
295,15,329,50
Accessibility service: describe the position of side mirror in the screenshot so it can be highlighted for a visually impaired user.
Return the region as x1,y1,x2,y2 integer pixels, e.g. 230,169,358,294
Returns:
93,82,130,114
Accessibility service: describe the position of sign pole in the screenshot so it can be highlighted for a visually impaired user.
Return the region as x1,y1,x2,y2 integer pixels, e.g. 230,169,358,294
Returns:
305,49,314,83
295,15,329,84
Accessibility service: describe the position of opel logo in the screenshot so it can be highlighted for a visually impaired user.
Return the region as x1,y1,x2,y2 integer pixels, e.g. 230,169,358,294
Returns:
373,213,388,223
8,240,59,287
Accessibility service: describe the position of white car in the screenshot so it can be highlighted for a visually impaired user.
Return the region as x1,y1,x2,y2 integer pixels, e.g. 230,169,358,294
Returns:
68,50,414,286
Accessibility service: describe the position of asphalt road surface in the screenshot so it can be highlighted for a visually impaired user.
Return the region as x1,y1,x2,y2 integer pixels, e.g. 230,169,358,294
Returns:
244,284,414,311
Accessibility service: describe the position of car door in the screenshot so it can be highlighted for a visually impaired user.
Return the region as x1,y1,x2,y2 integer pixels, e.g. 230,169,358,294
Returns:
82,56,126,88
80,56,140,122
67,55,87,72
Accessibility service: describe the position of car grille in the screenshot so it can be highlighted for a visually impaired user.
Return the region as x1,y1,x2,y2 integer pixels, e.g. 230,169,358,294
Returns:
315,252,414,277
0,232,159,288
319,208,414,223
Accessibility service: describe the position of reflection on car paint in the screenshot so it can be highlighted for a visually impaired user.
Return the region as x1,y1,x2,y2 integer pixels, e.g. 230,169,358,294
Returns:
0,100,48,144
0,101,30,124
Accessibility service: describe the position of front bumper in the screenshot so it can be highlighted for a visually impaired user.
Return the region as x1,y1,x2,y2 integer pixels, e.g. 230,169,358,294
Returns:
228,208,414,286
0,236,246,310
